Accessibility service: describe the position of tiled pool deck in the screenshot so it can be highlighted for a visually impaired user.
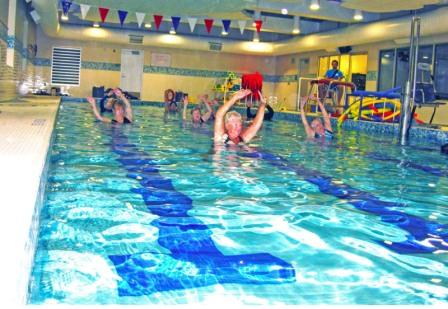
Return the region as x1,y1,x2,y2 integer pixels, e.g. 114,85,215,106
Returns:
0,97,59,305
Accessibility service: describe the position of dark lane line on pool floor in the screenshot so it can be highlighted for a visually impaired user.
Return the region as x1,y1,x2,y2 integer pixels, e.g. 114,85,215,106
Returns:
107,127,296,297
270,126,448,178
239,150,448,255
181,124,447,254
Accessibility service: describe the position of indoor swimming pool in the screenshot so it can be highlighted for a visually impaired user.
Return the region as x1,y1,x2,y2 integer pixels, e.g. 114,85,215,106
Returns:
29,102,448,305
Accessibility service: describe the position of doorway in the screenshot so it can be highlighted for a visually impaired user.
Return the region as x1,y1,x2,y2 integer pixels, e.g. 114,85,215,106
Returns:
120,49,144,98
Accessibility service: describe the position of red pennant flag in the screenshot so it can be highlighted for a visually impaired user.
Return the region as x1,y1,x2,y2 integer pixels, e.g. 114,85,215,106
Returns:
204,19,214,33
98,7,109,23
255,19,262,33
153,15,163,30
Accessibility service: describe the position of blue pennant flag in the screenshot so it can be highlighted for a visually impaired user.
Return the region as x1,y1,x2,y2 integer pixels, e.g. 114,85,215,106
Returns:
118,10,128,26
222,19,231,33
171,16,181,31
61,0,72,15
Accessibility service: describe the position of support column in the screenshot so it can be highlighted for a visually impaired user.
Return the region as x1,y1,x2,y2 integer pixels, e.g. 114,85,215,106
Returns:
6,0,17,67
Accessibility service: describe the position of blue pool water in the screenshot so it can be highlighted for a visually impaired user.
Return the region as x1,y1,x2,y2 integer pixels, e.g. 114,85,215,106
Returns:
29,102,448,304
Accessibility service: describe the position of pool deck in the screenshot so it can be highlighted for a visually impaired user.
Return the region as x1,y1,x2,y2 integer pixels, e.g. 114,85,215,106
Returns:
0,96,59,305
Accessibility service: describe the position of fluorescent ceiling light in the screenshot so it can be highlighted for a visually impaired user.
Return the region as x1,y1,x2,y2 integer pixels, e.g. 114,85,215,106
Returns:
310,0,320,11
292,16,300,34
354,9,364,21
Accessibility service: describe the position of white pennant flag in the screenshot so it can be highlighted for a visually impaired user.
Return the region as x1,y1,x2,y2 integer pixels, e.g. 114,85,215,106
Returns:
187,17,198,32
136,12,145,28
80,4,90,20
238,20,247,35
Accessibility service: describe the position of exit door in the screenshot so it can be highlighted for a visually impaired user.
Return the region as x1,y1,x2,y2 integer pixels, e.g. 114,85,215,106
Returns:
120,49,144,97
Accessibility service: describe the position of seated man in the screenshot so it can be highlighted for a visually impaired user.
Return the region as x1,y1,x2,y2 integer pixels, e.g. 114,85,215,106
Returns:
319,60,345,107
300,97,333,139
87,88,133,124
214,89,267,145
182,95,212,124
247,100,274,121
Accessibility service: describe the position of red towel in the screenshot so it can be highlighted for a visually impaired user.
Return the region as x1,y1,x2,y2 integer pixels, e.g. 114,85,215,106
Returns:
242,72,263,100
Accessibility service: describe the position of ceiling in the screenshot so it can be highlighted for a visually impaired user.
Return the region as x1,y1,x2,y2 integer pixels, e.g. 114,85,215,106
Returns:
31,0,448,44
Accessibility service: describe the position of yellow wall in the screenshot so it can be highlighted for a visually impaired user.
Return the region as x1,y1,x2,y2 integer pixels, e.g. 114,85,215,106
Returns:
34,28,448,125
36,30,277,102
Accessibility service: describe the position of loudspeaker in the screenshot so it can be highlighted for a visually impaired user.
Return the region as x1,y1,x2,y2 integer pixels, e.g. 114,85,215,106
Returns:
29,10,41,24
338,46,352,54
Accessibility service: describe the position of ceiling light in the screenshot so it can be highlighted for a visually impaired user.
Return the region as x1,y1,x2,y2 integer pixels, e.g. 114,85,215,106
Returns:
353,9,364,21
93,22,100,28
144,23,152,29
169,27,176,35
61,14,68,21
253,31,260,43
281,8,288,15
310,0,320,11
221,29,228,36
292,16,301,34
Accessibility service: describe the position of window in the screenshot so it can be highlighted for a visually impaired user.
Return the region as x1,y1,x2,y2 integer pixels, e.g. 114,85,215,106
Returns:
378,50,395,91
378,44,442,94
394,47,410,90
434,43,448,98
51,47,81,86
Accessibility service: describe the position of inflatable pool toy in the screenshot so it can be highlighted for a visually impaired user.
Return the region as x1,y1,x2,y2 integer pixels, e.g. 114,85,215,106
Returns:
338,97,424,127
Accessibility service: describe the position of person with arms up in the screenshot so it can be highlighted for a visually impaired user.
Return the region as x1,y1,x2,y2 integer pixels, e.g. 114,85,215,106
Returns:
182,95,213,124
214,89,267,145
300,96,333,139
87,88,133,124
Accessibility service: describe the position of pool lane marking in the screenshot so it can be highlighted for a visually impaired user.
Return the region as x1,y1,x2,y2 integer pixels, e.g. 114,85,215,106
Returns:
240,150,448,255
178,124,447,254
107,128,296,297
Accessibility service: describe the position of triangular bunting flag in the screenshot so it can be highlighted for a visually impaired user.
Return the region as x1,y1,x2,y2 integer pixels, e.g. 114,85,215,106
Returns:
238,20,246,35
80,4,90,20
98,7,109,23
61,0,72,16
255,19,262,33
187,17,197,32
204,19,214,33
136,12,145,28
154,15,163,30
171,16,181,31
118,10,128,26
222,19,231,33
